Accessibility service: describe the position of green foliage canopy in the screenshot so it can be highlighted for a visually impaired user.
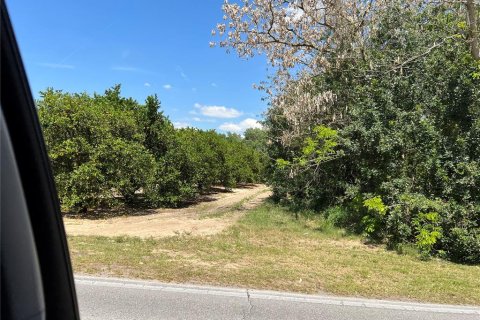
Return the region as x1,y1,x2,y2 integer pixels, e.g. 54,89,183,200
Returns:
264,4,480,263
38,86,265,212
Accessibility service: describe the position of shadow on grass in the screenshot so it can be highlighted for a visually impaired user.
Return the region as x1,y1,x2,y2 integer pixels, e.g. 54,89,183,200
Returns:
205,186,234,194
63,184,262,220
236,183,258,189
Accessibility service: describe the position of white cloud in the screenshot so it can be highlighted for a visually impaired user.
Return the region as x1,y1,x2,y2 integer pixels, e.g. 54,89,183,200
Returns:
211,82,218,87
219,118,262,133
192,117,216,123
111,66,142,72
194,103,242,118
173,121,189,129
144,82,151,87
163,84,172,90
38,62,75,69
218,123,243,132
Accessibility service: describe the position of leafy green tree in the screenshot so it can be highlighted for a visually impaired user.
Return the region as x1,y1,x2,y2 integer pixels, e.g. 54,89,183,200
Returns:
244,128,268,154
38,86,156,212
143,94,175,158
38,85,266,212
219,2,480,263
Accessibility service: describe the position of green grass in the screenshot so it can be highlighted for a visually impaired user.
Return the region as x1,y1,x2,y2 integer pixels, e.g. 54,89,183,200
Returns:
68,202,480,305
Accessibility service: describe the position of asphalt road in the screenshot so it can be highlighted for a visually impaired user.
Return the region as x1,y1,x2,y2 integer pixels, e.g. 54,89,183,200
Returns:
75,276,480,320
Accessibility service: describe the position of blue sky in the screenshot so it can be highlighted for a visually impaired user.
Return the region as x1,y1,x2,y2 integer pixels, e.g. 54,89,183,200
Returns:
8,0,269,133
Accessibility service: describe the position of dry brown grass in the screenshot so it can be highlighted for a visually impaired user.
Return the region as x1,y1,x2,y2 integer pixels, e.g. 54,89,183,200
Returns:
68,202,480,305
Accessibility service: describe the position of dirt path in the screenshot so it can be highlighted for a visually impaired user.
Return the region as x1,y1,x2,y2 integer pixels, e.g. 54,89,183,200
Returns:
63,184,271,238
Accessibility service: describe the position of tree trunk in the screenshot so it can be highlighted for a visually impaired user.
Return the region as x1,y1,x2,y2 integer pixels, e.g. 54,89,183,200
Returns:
466,0,479,60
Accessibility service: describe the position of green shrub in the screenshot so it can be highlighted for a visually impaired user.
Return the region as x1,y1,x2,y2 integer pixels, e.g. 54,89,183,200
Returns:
361,196,387,239
441,228,480,264
413,212,443,259
231,1,480,264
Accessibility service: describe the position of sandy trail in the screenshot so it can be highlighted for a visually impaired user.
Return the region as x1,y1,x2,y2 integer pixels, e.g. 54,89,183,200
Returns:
63,184,271,238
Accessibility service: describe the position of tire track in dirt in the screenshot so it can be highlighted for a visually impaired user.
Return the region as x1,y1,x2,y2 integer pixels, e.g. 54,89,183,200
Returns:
63,184,271,238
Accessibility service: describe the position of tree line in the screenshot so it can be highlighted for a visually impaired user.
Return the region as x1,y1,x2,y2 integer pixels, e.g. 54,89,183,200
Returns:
216,1,480,263
38,85,266,213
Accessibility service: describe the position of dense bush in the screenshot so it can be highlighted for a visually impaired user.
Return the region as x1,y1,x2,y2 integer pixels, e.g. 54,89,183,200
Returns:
259,5,480,263
38,86,265,212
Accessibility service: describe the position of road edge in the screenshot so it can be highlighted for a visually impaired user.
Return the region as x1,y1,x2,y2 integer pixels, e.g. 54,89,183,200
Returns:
75,275,480,315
